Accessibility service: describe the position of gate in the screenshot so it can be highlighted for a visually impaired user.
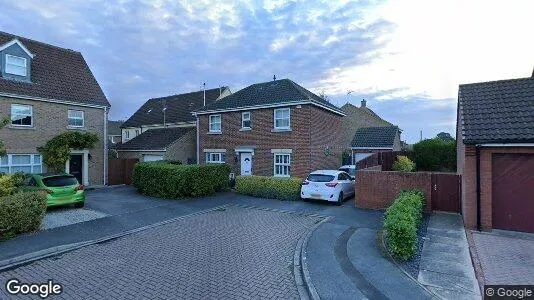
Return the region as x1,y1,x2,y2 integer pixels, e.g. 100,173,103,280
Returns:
431,173,461,212
108,158,139,185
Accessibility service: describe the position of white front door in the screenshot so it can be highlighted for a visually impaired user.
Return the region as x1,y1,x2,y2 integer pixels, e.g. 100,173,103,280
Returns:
240,153,252,176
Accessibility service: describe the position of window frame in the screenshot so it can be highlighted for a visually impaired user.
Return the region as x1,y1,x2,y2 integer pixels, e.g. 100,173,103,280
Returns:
125,131,130,139
273,108,291,130
209,114,222,133
68,109,85,128
241,112,251,129
11,104,33,127
205,152,226,164
0,154,42,174
5,54,27,76
273,153,291,177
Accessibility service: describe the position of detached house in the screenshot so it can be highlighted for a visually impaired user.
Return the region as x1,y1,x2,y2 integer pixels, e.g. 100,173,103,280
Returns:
193,79,346,179
0,31,110,185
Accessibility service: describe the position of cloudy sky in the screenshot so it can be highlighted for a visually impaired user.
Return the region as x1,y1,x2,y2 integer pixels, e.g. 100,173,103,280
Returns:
1,0,533,142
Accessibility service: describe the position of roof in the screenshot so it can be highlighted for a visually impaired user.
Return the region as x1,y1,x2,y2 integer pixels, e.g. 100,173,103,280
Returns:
0,31,109,107
351,126,399,148
458,77,534,144
117,127,194,150
122,87,228,128
339,103,394,147
107,120,123,135
194,79,345,116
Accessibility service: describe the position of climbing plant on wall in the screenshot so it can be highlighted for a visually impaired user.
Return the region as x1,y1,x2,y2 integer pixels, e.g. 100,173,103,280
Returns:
38,132,98,172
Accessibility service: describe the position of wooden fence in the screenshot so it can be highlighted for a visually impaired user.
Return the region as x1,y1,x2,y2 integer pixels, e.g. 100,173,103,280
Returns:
108,158,139,185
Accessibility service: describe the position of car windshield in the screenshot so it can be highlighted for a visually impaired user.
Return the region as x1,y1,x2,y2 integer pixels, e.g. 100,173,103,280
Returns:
42,175,79,187
339,168,356,176
307,174,335,182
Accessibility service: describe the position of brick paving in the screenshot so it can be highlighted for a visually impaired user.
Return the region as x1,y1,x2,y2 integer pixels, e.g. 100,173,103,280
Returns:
0,206,323,299
473,232,534,284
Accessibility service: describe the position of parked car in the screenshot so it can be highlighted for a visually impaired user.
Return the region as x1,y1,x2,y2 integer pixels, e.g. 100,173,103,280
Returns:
339,165,356,179
301,170,355,204
22,173,85,208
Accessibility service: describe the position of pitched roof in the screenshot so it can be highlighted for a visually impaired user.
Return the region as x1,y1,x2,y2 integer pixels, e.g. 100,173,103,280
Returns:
0,31,109,107
122,87,228,128
194,79,345,116
458,77,534,144
351,126,399,148
339,103,393,147
117,127,194,150
107,120,123,135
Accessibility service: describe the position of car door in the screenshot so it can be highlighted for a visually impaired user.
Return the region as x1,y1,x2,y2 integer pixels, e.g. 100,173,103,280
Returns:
340,172,354,195
337,173,348,195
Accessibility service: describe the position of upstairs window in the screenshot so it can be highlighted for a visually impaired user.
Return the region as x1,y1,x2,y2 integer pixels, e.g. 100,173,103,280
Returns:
5,54,27,76
209,115,221,132
242,112,251,129
11,104,32,126
125,131,130,139
135,129,140,136
274,108,290,130
68,110,84,127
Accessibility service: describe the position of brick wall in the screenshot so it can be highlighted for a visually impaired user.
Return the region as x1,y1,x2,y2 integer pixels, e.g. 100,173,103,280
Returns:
199,104,342,179
165,130,196,164
0,96,106,185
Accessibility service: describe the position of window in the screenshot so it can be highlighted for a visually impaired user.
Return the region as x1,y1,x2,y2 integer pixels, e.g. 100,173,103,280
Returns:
274,108,290,130
135,129,140,136
68,110,84,127
206,152,225,164
307,174,335,182
11,104,32,126
0,154,42,174
338,173,350,180
5,54,27,76
125,131,130,139
274,153,291,177
209,115,221,132
242,112,251,129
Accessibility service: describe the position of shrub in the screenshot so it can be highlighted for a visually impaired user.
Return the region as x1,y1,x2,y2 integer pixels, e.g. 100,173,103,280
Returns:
132,162,230,198
391,155,415,172
383,190,424,260
11,172,30,188
0,192,47,239
235,176,302,201
412,138,456,171
0,175,15,197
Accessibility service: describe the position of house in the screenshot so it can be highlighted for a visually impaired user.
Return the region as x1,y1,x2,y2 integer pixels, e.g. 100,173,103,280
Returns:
118,87,230,162
350,126,402,164
108,120,123,146
193,78,346,179
0,31,110,186
457,75,534,233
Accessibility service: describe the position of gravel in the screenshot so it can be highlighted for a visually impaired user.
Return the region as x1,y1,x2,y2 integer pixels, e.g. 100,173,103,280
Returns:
41,208,109,230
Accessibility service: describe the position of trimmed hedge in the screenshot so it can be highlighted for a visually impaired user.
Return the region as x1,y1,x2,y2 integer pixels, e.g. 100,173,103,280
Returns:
235,176,302,201
0,192,47,240
383,190,424,260
132,162,230,198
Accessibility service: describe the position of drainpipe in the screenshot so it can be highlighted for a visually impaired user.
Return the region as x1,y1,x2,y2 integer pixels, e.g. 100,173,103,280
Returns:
196,114,200,165
476,145,481,231
103,106,108,186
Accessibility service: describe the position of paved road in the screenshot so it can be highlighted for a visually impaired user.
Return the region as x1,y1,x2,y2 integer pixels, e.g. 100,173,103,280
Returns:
0,206,323,299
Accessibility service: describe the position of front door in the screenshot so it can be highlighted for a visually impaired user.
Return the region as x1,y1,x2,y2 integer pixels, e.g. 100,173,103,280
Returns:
240,153,252,176
69,154,83,184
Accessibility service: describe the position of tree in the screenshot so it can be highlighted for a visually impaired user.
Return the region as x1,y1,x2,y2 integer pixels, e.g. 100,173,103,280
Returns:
412,138,456,171
436,132,454,143
0,118,9,157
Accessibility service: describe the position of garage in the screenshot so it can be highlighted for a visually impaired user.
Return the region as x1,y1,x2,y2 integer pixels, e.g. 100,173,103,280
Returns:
492,154,534,232
143,154,164,162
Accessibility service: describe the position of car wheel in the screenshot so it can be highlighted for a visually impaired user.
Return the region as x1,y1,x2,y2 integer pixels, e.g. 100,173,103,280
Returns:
74,202,85,208
337,192,343,205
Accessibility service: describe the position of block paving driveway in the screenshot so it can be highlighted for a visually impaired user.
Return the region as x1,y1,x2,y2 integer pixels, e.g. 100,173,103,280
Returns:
0,205,323,299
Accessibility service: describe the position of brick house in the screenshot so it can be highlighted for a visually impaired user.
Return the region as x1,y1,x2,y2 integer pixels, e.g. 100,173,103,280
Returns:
457,75,534,233
193,79,346,179
118,87,230,162
0,31,110,186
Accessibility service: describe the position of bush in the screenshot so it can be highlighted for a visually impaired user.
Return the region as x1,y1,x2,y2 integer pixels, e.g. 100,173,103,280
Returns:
0,175,15,197
235,176,302,201
412,138,456,171
383,190,424,260
391,156,415,172
0,192,47,239
132,162,230,198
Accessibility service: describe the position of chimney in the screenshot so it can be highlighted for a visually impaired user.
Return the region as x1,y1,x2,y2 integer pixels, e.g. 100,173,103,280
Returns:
361,99,366,108
203,82,206,106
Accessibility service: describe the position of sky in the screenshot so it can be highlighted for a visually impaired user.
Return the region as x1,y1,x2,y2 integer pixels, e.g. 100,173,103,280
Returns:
1,0,533,143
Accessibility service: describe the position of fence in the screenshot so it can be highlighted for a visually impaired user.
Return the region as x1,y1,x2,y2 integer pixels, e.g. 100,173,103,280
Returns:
108,158,139,185
353,151,410,171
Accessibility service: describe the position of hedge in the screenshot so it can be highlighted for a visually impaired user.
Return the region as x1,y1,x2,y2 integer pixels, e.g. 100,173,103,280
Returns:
412,138,456,171
391,155,415,172
0,192,47,240
132,162,230,198
383,190,424,260
235,176,302,201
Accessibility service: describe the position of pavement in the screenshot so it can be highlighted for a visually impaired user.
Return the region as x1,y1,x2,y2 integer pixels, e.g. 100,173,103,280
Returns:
0,186,436,299
472,230,534,285
418,213,480,299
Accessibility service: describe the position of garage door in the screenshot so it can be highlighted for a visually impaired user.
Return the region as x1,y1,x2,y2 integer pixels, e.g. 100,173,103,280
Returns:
492,154,534,232
143,155,164,162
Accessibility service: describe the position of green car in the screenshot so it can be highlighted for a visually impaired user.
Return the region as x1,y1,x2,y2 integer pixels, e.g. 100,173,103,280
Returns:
22,173,85,208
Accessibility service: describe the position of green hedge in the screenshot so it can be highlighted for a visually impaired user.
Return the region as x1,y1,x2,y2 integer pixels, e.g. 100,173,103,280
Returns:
235,176,302,201
383,190,424,260
412,138,456,171
0,192,47,240
132,162,230,198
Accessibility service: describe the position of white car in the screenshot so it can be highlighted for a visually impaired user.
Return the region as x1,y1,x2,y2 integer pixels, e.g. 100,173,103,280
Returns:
300,170,355,204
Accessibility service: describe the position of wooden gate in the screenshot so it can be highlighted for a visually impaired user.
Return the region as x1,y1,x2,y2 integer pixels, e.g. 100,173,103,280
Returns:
431,173,461,212
108,158,139,185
